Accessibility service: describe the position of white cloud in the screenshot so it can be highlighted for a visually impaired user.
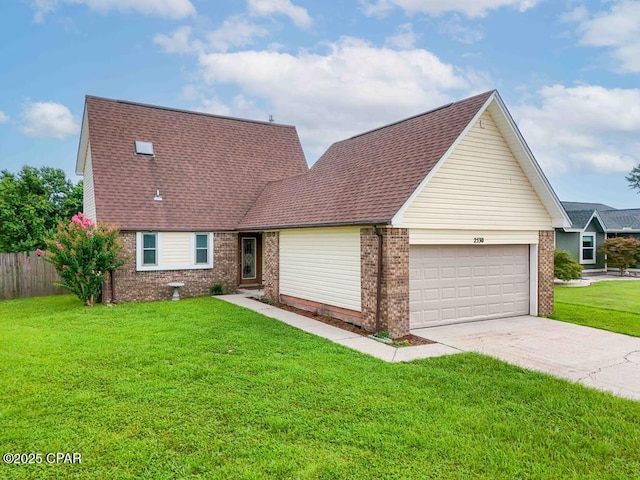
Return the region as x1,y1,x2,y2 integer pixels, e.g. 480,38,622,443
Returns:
438,16,485,43
153,26,194,54
248,0,312,28
515,85,640,175
570,1,640,73
20,102,80,139
206,16,270,52
31,0,196,22
360,0,540,18
0,111,9,123
196,37,484,159
385,23,418,49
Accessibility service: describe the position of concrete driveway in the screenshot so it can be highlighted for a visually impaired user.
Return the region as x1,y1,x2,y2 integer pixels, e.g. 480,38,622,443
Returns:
412,316,640,401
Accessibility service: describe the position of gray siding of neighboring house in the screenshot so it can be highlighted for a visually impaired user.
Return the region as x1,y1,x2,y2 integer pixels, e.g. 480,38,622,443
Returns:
555,230,580,262
555,220,606,270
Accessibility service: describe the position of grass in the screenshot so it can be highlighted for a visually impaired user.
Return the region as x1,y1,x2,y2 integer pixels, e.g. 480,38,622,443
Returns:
551,280,640,337
1,295,639,479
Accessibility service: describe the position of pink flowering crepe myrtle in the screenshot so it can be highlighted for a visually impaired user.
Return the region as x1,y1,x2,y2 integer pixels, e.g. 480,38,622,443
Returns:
40,212,124,306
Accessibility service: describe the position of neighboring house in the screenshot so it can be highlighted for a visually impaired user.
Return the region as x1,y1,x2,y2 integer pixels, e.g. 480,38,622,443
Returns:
77,90,570,338
556,202,640,273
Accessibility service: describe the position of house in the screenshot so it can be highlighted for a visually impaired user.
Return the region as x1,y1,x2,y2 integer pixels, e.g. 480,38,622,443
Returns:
556,202,640,273
76,90,570,338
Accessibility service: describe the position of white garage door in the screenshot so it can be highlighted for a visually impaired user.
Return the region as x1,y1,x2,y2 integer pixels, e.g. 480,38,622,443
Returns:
409,245,529,328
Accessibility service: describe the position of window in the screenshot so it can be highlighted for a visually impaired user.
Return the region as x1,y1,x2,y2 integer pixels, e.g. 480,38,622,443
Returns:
195,234,209,264
135,141,154,156
142,233,157,265
136,232,213,271
581,233,596,264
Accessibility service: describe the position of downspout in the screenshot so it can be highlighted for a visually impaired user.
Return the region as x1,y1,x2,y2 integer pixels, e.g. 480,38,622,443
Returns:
373,226,383,333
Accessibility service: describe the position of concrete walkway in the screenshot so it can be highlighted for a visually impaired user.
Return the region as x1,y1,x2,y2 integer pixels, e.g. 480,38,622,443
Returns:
219,294,460,362
412,316,640,402
220,295,640,401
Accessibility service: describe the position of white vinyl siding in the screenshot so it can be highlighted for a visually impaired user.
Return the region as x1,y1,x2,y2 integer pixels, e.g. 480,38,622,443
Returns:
136,232,214,271
83,144,97,221
410,229,539,245
400,111,552,231
280,227,361,312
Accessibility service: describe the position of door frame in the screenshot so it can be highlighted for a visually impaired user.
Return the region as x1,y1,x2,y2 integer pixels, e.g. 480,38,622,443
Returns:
238,233,263,286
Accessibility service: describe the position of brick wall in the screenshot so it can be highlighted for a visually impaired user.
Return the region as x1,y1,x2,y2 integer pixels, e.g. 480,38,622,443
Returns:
361,227,410,338
538,230,555,315
102,231,238,303
263,231,279,303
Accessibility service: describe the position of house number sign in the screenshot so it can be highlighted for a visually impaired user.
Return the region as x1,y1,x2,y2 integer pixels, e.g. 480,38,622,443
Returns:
473,237,485,243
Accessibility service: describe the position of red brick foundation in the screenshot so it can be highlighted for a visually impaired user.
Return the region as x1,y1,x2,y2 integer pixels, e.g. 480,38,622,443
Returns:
538,230,554,315
102,231,238,303
361,227,409,338
280,294,362,325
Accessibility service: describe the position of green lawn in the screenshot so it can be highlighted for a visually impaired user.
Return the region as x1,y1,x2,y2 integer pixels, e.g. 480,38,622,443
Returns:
1,296,639,479
552,280,640,337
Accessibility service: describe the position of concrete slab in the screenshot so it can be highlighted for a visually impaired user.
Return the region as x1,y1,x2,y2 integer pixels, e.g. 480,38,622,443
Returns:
413,316,640,401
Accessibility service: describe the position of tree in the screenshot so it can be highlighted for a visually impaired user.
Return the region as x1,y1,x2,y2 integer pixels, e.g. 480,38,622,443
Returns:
554,249,583,281
39,213,124,306
0,166,83,252
599,237,640,276
627,164,640,192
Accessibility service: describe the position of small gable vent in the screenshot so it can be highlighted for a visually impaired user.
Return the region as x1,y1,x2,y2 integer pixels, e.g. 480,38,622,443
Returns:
135,141,154,156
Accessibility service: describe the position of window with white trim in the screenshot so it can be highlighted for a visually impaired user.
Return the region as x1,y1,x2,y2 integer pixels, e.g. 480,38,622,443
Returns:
136,232,214,271
581,233,596,264
195,234,209,264
142,233,157,266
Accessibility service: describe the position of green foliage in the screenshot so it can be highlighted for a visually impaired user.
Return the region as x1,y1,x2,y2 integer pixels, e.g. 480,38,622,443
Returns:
1,296,639,479
553,281,640,337
210,283,225,295
598,237,640,275
553,248,583,281
627,164,640,192
0,166,83,252
39,213,124,306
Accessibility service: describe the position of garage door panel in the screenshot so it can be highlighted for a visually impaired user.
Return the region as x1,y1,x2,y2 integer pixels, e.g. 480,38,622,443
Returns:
409,245,530,328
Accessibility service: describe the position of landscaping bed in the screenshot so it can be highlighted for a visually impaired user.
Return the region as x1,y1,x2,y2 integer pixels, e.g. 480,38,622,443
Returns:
264,299,433,346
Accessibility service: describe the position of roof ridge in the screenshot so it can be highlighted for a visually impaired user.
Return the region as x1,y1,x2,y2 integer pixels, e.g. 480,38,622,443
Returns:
344,90,495,141
85,95,295,128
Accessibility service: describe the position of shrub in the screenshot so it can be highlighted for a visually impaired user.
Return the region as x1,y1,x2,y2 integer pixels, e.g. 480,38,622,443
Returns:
38,213,124,306
210,283,225,295
554,249,583,281
599,237,640,276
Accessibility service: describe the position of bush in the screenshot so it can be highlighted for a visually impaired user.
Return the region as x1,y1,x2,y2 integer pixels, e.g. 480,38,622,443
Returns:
210,283,225,295
599,237,640,276
554,249,583,281
38,213,124,306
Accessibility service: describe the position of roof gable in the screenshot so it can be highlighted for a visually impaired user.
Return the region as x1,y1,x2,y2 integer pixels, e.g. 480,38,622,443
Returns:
396,109,553,230
241,90,569,230
77,96,308,230
240,91,496,229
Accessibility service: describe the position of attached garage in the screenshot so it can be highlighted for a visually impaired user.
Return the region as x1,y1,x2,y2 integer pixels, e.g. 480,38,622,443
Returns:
409,245,530,328
240,90,570,338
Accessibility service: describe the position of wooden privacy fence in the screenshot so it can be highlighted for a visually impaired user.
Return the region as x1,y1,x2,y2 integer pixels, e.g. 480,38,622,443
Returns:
0,251,67,300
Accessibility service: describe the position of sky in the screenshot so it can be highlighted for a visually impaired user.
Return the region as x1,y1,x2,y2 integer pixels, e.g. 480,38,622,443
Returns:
1,0,639,208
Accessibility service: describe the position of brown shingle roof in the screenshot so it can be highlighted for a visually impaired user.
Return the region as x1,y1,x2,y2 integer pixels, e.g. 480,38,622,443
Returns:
239,90,494,229
84,96,308,230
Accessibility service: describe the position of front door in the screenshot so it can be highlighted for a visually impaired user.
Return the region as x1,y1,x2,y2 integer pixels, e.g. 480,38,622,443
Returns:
239,233,262,285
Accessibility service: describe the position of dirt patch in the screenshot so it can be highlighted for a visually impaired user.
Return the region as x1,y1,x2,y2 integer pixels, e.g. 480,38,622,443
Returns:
254,298,434,346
